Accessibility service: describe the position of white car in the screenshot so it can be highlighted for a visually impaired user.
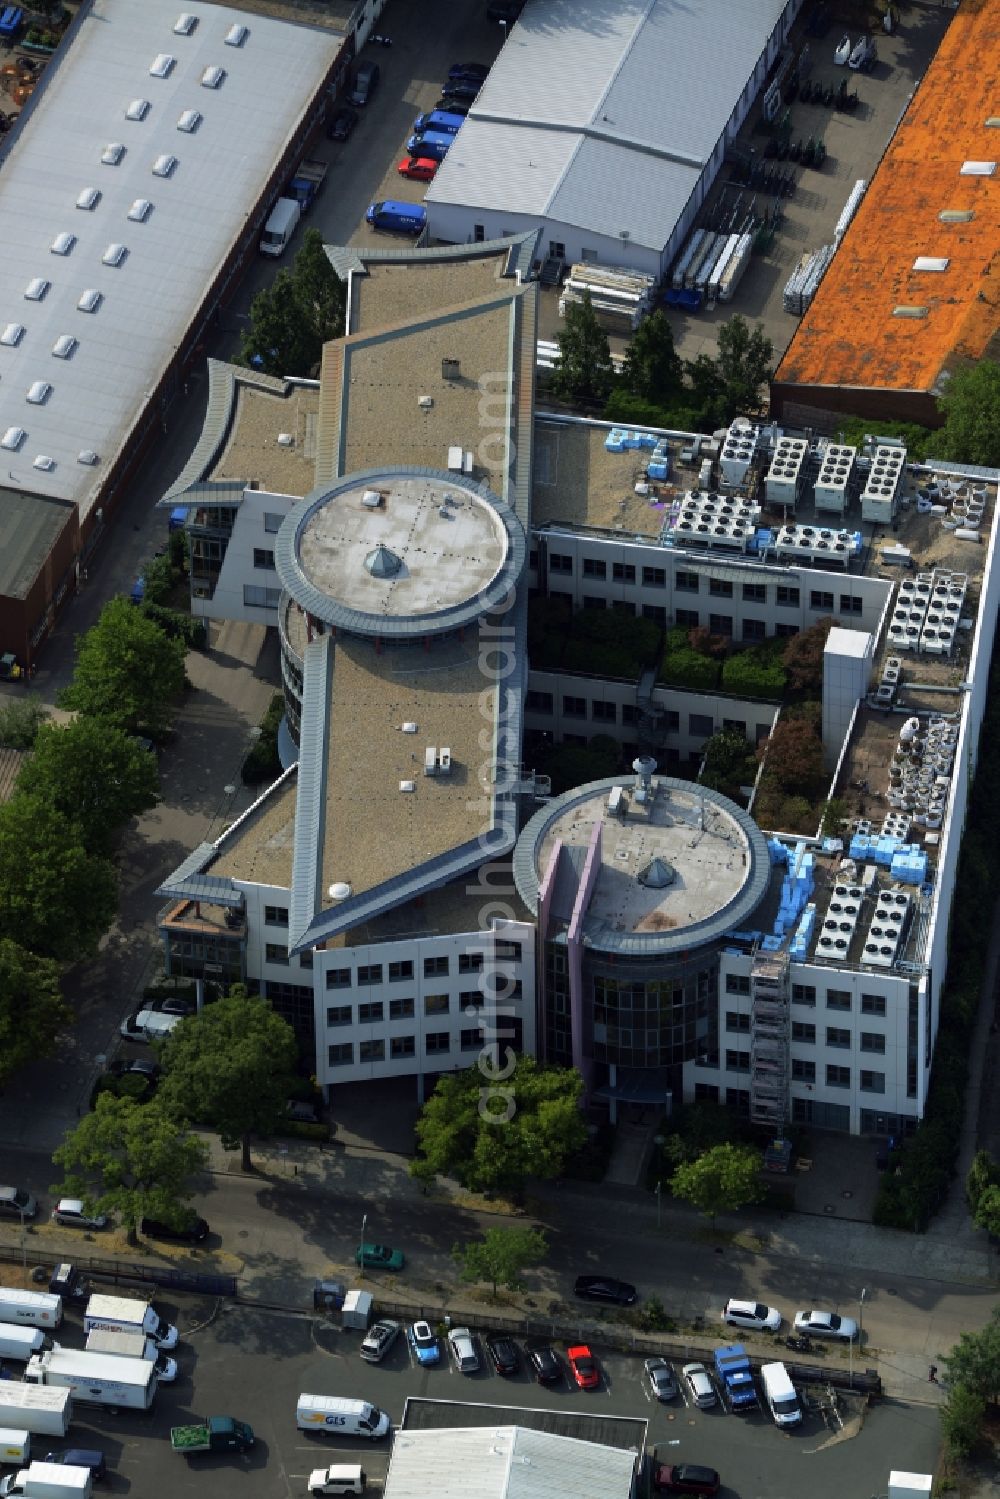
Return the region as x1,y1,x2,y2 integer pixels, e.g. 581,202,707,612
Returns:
52,1198,107,1230
681,1361,717,1409
794,1309,858,1341
722,1298,782,1333
155,1355,178,1382
447,1326,479,1373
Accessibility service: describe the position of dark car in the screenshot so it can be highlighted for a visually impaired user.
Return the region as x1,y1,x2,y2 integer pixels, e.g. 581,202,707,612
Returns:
653,1465,720,1497
575,1275,637,1306
441,79,481,104
447,61,489,82
286,1099,320,1124
109,1057,161,1084
485,1334,519,1375
48,1263,90,1303
350,60,380,107
141,1214,210,1244
431,98,471,117
526,1341,562,1384
327,106,358,141
43,1450,107,1483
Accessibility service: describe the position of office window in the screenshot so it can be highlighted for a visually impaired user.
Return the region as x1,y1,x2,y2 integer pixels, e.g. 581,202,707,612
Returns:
827,989,851,1011
621,703,637,725
776,585,800,607
264,905,288,925
326,1004,352,1027
613,562,636,583
826,1064,850,1088
390,1035,415,1059
792,1021,815,1043
694,1083,719,1101
723,718,746,736
725,974,750,995
742,618,766,642
689,713,714,738
265,942,288,966
792,984,816,1005
726,1088,750,1118
675,571,699,593
357,964,383,985
861,1031,886,1053
840,595,863,615
243,585,280,608
725,1011,750,1033
424,994,449,1016
299,950,313,970
582,595,606,611
529,550,538,570
328,1043,353,1067
389,997,414,1020
460,990,483,1009
675,608,699,628
263,512,284,534
792,1058,815,1082
424,955,449,978
742,583,766,603
459,952,484,973
253,548,275,570
642,604,667,625
549,553,572,574
495,940,522,962
592,700,616,723
359,1038,384,1062
582,558,607,578
775,622,799,638
710,579,733,598
388,960,413,982
526,690,553,713
665,710,680,731
725,1049,750,1073
708,613,733,637
810,590,834,611
861,993,887,1016
563,695,587,718
461,1028,483,1051
425,1032,450,1055
358,1002,383,1024
860,1070,885,1093
826,1026,851,1049
642,566,666,588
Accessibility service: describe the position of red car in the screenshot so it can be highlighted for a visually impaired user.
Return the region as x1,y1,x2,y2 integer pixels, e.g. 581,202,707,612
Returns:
566,1344,600,1390
397,156,438,182
653,1466,720,1497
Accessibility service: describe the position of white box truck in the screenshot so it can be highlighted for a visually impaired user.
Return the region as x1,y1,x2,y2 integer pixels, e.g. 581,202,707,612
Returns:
0,1290,62,1331
0,1430,31,1465
0,1388,71,1439
0,1327,51,1361
83,1293,177,1350
25,1348,156,1411
259,196,301,256
85,1327,177,1381
0,1461,92,1499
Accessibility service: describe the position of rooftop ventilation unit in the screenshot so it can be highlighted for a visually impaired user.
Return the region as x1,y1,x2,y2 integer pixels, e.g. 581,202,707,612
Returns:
102,243,127,267
126,98,151,121
50,232,76,256
892,305,928,319
77,288,102,313
26,381,52,405
442,357,461,380
76,187,100,211
101,142,125,166
1,427,25,451
912,257,949,272
327,881,352,901
201,65,225,88
815,880,864,961
177,109,201,133
152,154,178,178
401,722,417,734
149,54,175,78
128,198,153,223
277,433,293,447
1,323,24,346
32,455,54,471
224,23,247,46
173,12,197,34
399,780,415,793
24,279,50,302
362,490,382,509
960,160,996,176
52,335,77,359
77,449,98,465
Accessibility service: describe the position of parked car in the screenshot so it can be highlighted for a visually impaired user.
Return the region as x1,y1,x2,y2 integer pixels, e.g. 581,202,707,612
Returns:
52,1198,108,1231
567,1344,600,1390
43,1450,107,1483
794,1309,858,1340
484,1334,519,1376
141,1214,210,1244
0,1185,37,1219
722,1298,783,1333
350,60,380,106
360,1319,401,1363
146,994,195,1017
681,1362,717,1409
355,1242,404,1270
653,1465,721,1496
431,98,471,117
109,1057,161,1085
441,79,481,104
644,1357,679,1402
397,156,438,182
286,1099,321,1124
526,1341,561,1384
447,61,489,82
408,1320,440,1366
574,1275,637,1306
327,106,358,141
447,1326,479,1373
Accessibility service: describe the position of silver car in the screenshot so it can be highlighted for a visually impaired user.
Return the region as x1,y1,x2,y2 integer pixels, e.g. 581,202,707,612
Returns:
360,1318,401,1363
52,1198,107,1230
644,1357,679,1401
448,1326,479,1373
682,1362,717,1409
793,1309,858,1341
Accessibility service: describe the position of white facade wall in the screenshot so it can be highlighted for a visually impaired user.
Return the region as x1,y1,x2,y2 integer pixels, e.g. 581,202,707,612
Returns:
193,488,298,625
426,204,664,278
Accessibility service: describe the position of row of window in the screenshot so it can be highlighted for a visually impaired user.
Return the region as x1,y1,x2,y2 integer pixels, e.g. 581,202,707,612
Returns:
320,949,517,988
329,1030,484,1065
724,1013,885,1051
725,976,890,1014
548,556,864,616
526,694,771,743
722,1051,885,1090
326,990,515,1026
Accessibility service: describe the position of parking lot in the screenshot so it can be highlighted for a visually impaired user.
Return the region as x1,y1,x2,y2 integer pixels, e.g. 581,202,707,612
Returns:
11,1300,939,1499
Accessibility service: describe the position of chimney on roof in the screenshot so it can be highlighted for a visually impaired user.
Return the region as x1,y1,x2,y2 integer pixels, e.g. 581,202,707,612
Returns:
442,358,461,381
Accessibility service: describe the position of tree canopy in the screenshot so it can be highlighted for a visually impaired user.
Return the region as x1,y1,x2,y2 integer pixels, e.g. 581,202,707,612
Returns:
669,1142,763,1224
621,310,684,407
60,597,187,737
239,228,347,378
158,989,299,1170
552,291,614,407
0,938,70,1087
18,718,159,856
942,1307,1000,1403
52,1094,207,1245
453,1225,547,1298
928,360,1000,469
714,314,773,418
0,795,117,961
412,1057,587,1197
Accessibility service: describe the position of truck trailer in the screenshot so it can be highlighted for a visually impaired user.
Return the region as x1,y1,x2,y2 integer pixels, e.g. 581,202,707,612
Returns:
84,1327,177,1382
0,1388,72,1439
0,1290,62,1331
714,1344,758,1412
25,1348,156,1411
0,1462,92,1499
83,1294,177,1350
0,1326,51,1362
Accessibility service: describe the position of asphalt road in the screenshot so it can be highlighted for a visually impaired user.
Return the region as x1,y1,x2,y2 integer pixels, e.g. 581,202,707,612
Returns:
27,1302,940,1499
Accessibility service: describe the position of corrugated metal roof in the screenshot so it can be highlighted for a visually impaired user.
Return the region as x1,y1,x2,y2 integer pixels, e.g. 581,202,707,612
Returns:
385,1425,635,1499
427,0,790,250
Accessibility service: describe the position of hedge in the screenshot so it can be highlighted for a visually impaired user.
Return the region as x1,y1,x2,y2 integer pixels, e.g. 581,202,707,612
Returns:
720,642,787,699
273,1119,332,1143
659,628,721,690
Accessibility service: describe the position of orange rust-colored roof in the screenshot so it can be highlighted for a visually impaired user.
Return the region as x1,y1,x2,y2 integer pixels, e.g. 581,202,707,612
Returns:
775,0,1000,397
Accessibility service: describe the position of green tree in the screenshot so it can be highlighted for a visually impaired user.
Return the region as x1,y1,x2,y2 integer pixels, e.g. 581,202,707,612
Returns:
757,714,826,796
0,696,47,751
928,361,1000,468
966,1149,999,1213
52,1094,207,1246
621,310,684,406
552,291,614,407
942,1308,1000,1402
158,990,299,1171
670,1142,763,1225
412,1057,586,1197
714,315,773,420
18,719,159,856
60,597,187,737
782,617,834,696
699,729,757,799
684,353,726,430
293,228,347,355
0,939,70,1087
972,1184,1000,1238
0,795,117,961
239,229,346,378
453,1225,547,1298
940,1384,985,1460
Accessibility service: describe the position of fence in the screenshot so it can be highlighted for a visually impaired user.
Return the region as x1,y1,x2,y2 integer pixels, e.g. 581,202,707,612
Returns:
0,1243,237,1299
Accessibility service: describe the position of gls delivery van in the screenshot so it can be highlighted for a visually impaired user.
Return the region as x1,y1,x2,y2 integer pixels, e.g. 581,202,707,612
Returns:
295,1396,389,1441
365,202,426,237
760,1362,802,1426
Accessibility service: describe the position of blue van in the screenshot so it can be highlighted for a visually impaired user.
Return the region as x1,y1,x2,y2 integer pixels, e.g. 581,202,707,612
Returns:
365,201,427,236
412,110,465,137
406,129,454,162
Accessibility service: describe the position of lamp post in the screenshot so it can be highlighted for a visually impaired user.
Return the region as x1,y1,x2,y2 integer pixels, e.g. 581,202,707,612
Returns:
859,1286,867,1344
359,1212,367,1282
655,1180,662,1229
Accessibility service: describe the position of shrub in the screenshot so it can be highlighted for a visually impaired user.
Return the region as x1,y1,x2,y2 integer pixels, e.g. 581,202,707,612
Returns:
242,694,285,786
721,644,787,699
0,696,47,750
140,601,207,650
659,628,721,690
273,1119,331,1143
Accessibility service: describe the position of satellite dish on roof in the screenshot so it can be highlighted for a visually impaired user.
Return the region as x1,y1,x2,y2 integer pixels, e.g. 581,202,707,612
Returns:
328,882,352,902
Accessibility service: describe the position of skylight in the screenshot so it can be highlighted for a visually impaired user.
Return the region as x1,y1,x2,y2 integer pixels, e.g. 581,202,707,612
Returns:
152,154,178,178
1,323,25,346
24,279,50,302
127,198,152,223
26,381,52,405
1,428,25,452
77,289,102,313
174,12,197,34
177,109,201,133
52,335,78,360
201,65,225,88
76,187,101,211
149,53,175,79
101,142,125,166
126,99,151,122
50,232,76,256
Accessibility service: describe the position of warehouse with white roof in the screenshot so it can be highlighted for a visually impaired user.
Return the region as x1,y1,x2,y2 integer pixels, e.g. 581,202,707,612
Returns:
424,0,803,276
0,0,346,663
